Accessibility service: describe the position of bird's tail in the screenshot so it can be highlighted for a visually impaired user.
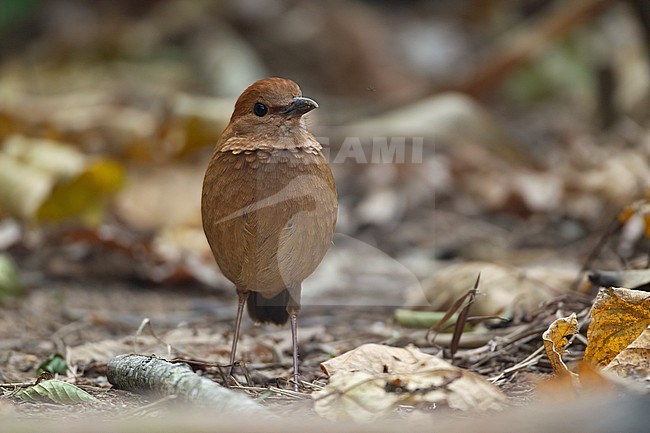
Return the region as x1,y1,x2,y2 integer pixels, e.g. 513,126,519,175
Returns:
246,290,290,325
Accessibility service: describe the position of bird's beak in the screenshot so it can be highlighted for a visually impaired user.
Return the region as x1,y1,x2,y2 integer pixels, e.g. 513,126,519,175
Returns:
281,97,319,117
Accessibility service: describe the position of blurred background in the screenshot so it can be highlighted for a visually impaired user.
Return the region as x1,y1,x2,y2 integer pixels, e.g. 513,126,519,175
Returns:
0,0,649,369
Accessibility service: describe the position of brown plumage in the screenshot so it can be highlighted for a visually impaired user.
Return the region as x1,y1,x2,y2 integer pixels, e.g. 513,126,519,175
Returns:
201,77,337,390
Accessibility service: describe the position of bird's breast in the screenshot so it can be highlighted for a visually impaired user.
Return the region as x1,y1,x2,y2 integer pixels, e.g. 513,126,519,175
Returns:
202,147,337,295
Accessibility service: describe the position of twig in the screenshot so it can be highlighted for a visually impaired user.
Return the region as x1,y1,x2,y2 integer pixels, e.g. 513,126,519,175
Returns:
459,0,616,98
123,395,178,417
570,217,622,292
134,318,171,355
488,345,545,382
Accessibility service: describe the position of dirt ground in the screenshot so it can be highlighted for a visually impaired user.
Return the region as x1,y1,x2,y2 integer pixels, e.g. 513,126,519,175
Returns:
0,271,585,420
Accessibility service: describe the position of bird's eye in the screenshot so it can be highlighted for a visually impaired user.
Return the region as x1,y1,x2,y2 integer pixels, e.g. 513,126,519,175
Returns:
253,102,268,117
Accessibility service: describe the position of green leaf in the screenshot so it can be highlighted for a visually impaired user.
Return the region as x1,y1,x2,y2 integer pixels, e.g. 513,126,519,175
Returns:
36,353,68,375
393,308,458,329
0,253,22,302
14,380,99,405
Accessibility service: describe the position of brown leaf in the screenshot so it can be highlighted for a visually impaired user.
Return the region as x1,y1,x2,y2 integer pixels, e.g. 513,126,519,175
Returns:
320,343,449,377
315,344,505,420
114,164,204,231
588,269,650,290
412,261,574,317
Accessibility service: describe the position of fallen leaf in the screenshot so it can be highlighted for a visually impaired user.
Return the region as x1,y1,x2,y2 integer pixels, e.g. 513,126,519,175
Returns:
588,269,650,290
542,313,578,376
36,353,68,376
584,287,650,366
393,308,457,329
37,159,125,224
0,135,124,224
114,163,204,231
604,325,650,381
14,380,98,405
341,92,521,164
315,344,505,421
320,343,449,377
313,372,399,422
0,253,22,302
411,262,574,317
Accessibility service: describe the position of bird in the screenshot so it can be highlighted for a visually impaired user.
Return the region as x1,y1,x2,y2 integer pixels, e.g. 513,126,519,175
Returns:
201,77,337,391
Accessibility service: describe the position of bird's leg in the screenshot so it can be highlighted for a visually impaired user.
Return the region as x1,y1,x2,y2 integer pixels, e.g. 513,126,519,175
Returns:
287,286,302,392
289,313,299,391
229,290,249,376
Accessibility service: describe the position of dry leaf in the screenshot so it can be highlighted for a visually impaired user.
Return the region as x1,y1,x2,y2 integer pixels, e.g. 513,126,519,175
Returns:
604,325,650,380
320,343,450,376
584,287,650,366
342,93,520,163
410,261,574,316
114,164,204,231
0,135,124,224
588,269,650,290
313,372,399,422
315,344,505,421
542,313,578,376
68,327,230,365
573,152,650,208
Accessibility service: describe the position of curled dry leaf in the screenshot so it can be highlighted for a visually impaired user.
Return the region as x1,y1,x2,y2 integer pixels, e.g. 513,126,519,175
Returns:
542,313,578,376
584,287,650,366
314,344,505,421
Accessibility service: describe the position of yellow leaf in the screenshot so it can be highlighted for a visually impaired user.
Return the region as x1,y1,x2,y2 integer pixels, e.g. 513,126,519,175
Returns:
37,159,125,225
584,288,650,366
605,325,650,380
0,135,125,225
542,313,578,376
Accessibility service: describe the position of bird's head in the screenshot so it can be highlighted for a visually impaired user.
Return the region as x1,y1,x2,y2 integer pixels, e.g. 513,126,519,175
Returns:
228,77,318,136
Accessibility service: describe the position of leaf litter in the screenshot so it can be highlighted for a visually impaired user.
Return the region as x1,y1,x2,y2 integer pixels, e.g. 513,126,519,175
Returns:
1,0,650,427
